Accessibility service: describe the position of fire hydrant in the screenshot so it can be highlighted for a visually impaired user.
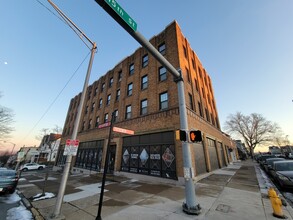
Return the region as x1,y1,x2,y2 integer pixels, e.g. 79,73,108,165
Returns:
268,188,287,219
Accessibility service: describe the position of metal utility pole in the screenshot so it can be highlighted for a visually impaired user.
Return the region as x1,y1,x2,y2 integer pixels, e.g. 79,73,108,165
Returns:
47,1,97,219
94,0,201,215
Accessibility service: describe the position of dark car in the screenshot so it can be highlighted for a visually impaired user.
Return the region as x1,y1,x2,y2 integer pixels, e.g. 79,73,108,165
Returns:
259,154,276,168
0,169,19,194
271,160,293,189
264,158,286,174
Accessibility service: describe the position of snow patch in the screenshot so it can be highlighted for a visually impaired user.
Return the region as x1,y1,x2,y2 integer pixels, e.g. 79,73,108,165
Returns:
32,192,55,201
0,192,21,204
6,202,33,220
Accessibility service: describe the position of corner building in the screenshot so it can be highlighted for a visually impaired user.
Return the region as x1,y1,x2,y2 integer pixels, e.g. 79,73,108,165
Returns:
57,21,236,183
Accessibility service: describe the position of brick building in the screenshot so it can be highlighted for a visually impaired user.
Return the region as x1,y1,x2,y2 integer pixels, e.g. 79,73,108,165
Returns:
56,21,236,182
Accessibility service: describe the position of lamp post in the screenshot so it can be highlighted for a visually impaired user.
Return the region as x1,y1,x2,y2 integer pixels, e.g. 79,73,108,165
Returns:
47,1,97,218
5,141,16,155
0,140,16,155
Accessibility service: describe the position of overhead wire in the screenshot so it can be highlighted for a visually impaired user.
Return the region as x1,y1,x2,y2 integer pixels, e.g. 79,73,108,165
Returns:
20,52,91,145
21,0,96,144
36,0,93,50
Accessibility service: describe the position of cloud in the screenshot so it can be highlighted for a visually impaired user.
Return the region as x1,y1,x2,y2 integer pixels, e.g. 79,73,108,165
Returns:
4,62,8,65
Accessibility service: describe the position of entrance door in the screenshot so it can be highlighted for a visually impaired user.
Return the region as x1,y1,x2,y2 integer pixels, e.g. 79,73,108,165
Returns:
108,145,116,174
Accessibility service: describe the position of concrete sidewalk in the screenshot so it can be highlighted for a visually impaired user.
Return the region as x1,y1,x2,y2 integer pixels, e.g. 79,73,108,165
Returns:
18,160,293,220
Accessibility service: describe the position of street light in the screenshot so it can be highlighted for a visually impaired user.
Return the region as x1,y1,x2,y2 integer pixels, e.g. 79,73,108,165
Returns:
47,1,97,218
0,140,16,155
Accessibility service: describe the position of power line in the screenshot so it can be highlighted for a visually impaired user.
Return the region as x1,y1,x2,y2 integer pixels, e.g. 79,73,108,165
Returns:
20,52,91,145
35,0,92,50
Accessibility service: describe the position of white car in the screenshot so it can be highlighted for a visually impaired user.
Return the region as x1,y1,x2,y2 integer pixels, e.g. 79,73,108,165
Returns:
20,163,46,171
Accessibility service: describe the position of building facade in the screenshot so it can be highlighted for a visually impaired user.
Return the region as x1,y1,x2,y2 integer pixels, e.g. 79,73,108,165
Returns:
56,21,236,182
38,133,61,163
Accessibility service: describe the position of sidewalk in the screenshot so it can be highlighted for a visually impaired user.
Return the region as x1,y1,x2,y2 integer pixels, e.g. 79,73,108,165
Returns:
18,160,293,220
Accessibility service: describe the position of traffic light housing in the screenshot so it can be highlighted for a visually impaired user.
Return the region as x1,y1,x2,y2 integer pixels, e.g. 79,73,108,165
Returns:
189,130,202,143
175,130,187,141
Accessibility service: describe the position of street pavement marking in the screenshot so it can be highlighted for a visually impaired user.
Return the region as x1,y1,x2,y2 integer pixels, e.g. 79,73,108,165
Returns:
63,182,112,202
29,177,57,183
17,184,36,188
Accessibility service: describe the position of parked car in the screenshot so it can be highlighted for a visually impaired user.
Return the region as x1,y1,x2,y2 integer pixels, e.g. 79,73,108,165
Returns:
0,169,19,194
20,163,46,171
271,160,293,189
259,154,276,168
264,158,286,174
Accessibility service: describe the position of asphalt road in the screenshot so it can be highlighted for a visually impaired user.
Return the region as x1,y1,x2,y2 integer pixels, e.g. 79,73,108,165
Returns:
0,192,22,220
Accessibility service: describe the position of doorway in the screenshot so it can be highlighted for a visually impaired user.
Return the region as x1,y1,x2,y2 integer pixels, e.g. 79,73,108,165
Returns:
108,145,116,174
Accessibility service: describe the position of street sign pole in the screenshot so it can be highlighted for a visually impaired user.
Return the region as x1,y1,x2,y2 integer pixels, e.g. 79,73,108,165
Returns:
96,112,115,220
95,0,201,215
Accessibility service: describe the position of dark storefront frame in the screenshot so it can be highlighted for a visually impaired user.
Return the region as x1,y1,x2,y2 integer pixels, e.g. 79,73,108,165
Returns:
121,131,177,180
75,140,104,172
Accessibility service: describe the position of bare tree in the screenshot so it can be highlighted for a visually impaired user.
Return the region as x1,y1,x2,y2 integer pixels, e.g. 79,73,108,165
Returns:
224,112,280,158
35,128,50,141
0,94,14,139
273,133,291,147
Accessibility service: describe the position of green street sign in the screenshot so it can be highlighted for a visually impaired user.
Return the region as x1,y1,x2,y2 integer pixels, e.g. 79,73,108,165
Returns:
104,0,137,31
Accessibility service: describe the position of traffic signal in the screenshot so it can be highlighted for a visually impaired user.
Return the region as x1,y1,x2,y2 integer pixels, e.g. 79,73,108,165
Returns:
175,130,187,141
189,130,202,143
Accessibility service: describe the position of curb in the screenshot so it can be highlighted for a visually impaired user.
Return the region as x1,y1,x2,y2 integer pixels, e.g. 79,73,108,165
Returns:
18,191,44,220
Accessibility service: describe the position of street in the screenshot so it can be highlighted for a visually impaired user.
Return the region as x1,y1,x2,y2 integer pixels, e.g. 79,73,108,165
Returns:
0,192,33,220
16,160,293,220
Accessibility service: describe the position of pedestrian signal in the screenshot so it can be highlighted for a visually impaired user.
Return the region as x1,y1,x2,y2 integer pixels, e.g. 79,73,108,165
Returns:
175,130,187,141
189,130,202,142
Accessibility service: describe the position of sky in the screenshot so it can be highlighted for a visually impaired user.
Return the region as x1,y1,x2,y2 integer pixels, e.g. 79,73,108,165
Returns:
0,0,292,153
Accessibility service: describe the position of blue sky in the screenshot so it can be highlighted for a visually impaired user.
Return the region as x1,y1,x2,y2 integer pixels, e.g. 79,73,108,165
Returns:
0,0,292,152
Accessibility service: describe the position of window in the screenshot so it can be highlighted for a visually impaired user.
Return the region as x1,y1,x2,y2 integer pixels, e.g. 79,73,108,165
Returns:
158,43,166,55
88,119,92,129
104,113,109,123
141,75,148,90
159,66,167,81
99,98,102,108
118,71,122,82
205,108,210,122
211,113,215,125
95,116,100,127
116,89,120,101
142,54,148,68
82,121,85,131
188,93,194,111
198,68,202,78
198,102,203,117
127,83,133,96
183,45,187,58
91,102,95,112
101,83,105,92
141,99,148,115
192,58,195,69
125,105,132,119
113,109,118,122
87,89,92,100
186,67,191,83
94,87,98,96
159,92,168,110
202,87,205,98
109,77,113,87
107,94,111,105
129,63,134,75
194,78,199,91
85,106,89,114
